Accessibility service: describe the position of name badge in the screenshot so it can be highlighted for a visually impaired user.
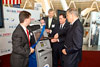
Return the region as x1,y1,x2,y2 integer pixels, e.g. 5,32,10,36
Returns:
52,24,55,28
30,33,33,36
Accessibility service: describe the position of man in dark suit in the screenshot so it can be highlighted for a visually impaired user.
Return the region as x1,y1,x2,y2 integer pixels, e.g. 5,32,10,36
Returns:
41,9,57,37
61,8,84,67
10,11,34,67
51,13,69,67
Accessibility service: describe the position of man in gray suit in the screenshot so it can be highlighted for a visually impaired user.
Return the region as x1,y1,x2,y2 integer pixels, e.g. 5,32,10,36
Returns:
41,9,57,37
10,11,34,67
62,8,84,67
54,8,84,67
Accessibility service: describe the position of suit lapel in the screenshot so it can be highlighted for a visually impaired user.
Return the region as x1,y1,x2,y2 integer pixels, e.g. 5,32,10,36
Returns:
60,22,67,29
63,22,67,29
72,19,79,29
19,24,29,42
69,19,79,32
46,17,49,28
50,18,54,29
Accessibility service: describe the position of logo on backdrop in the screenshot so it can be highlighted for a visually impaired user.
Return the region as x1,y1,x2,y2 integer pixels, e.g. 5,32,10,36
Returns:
4,18,9,21
31,18,35,21
8,41,12,44
0,49,11,54
0,33,12,37
4,18,15,22
9,25,17,29
7,9,21,13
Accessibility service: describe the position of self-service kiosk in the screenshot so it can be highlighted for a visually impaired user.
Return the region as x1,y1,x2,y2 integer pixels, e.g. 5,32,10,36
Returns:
33,28,52,67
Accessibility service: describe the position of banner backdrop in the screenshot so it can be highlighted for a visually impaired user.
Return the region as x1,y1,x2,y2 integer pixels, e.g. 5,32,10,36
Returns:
0,6,40,56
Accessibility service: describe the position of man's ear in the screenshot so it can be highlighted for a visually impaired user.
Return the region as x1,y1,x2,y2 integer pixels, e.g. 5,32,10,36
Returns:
24,19,28,22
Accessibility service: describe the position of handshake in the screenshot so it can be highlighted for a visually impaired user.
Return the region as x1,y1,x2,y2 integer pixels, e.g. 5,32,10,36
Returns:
51,33,67,55
51,33,59,43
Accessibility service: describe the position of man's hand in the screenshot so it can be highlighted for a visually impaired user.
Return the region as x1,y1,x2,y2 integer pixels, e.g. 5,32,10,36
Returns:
30,47,34,54
54,33,59,39
45,29,50,33
62,49,67,55
51,38,58,43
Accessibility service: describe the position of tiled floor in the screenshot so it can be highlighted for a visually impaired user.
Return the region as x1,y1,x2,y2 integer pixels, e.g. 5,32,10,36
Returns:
82,45,100,51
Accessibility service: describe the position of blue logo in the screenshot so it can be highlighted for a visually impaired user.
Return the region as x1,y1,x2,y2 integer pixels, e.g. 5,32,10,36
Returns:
9,25,17,29
4,18,9,20
44,64,49,67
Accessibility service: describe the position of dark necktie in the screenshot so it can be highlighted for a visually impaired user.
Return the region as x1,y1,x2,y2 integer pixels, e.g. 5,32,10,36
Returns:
60,25,63,29
70,25,72,28
26,29,31,47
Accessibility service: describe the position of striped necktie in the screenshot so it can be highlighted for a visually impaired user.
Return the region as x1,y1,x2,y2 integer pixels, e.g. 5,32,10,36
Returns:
26,29,31,47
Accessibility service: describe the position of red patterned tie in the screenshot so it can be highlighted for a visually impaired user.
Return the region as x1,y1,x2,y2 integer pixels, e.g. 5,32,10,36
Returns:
26,29,31,47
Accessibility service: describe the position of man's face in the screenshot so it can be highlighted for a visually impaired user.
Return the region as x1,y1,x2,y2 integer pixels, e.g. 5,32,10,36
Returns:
59,15,66,24
48,11,54,18
66,12,72,23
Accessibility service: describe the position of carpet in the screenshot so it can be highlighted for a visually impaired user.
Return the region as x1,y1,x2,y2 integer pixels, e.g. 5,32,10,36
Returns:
0,51,100,67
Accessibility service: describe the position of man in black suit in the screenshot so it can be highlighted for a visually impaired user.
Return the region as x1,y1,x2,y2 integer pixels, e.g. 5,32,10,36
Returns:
51,13,69,67
61,8,84,67
41,9,57,37
10,11,34,67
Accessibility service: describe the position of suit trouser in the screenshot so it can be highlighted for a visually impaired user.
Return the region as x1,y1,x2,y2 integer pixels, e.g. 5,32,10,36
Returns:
10,55,29,67
63,64,78,67
52,44,63,67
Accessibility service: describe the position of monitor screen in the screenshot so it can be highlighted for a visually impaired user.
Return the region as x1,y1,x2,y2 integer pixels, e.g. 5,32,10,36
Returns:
0,0,4,28
34,30,44,41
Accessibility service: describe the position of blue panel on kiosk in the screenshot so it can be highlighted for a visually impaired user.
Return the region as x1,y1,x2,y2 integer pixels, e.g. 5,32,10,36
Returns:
29,52,37,67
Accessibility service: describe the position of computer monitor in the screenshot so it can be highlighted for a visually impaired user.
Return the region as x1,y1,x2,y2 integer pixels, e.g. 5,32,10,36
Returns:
33,29,52,42
34,30,44,41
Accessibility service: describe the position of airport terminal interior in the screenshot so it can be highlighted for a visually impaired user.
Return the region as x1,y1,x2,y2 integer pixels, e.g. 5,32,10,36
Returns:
0,0,100,67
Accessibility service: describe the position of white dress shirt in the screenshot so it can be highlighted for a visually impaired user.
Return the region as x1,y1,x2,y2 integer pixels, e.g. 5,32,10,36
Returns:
60,22,66,28
48,17,53,28
20,24,30,38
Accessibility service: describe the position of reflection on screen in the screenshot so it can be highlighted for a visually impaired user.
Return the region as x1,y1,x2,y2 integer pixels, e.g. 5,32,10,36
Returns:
34,31,44,41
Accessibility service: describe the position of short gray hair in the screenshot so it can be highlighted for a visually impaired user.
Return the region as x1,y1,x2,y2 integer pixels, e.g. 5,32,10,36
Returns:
48,9,54,13
66,8,79,17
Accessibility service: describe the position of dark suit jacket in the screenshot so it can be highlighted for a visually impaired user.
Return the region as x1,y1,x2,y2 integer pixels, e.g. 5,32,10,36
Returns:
10,24,33,67
58,22,70,43
42,17,57,37
52,22,70,50
63,19,84,66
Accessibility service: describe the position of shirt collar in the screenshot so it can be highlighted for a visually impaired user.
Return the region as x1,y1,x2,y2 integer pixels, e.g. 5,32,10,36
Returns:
49,17,53,20
61,22,66,27
20,24,27,34
70,18,78,25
